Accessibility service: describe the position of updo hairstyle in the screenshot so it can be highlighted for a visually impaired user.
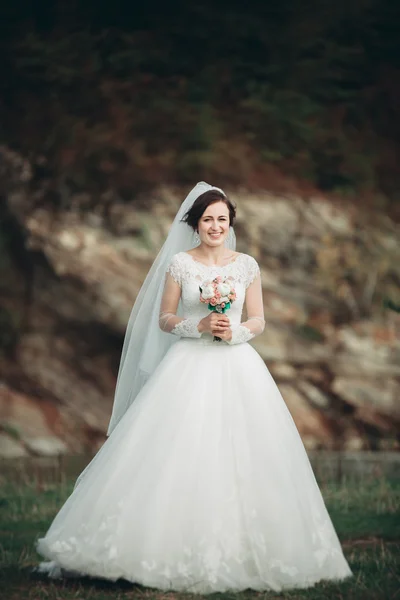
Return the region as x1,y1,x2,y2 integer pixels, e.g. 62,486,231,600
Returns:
181,190,236,232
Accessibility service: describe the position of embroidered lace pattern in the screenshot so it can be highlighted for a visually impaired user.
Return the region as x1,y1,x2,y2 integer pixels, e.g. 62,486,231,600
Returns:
163,252,263,344
37,497,349,593
227,325,255,345
166,252,260,289
170,317,202,338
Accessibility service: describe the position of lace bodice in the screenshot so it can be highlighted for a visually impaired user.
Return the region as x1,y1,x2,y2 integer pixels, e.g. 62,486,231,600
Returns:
160,252,265,344
167,252,259,324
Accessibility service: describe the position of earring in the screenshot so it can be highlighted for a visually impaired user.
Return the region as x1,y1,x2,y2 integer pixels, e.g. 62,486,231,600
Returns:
194,231,200,245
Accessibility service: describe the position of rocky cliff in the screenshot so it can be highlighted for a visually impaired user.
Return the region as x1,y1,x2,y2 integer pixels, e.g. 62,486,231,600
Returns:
0,147,399,457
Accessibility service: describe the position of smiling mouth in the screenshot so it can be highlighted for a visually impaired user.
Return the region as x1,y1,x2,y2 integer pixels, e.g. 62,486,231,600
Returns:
209,232,222,238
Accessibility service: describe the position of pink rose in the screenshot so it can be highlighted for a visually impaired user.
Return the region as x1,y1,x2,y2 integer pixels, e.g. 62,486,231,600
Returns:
210,298,217,306
221,302,226,308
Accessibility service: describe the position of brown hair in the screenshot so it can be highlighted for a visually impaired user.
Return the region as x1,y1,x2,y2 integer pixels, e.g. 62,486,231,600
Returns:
181,190,236,232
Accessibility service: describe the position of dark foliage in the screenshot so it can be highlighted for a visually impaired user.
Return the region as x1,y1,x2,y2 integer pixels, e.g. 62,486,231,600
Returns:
0,0,399,201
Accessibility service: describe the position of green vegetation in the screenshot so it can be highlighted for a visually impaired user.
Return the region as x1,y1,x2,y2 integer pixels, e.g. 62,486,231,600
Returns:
0,478,399,599
1,1,399,206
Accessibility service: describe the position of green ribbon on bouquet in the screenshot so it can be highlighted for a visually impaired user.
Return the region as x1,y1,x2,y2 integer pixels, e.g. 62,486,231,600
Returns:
208,302,231,342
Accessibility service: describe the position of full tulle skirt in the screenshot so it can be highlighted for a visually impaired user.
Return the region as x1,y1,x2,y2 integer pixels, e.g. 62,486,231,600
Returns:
37,338,352,593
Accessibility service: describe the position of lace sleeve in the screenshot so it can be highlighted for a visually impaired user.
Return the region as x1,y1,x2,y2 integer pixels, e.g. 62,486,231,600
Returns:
245,255,261,289
228,257,265,345
159,254,202,338
166,253,184,287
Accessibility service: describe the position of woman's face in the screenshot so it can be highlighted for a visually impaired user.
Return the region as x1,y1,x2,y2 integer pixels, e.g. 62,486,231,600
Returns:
197,201,230,247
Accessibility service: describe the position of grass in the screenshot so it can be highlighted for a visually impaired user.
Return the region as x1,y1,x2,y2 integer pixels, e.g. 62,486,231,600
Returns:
0,478,399,600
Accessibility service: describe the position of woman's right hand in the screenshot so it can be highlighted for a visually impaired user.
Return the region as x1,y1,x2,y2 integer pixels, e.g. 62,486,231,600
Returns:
198,312,230,335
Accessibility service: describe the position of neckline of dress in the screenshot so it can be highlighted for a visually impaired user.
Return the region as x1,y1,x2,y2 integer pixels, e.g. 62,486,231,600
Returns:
183,252,243,268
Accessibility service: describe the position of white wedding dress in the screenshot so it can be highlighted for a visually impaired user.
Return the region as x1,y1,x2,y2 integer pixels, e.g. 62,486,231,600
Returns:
37,252,352,593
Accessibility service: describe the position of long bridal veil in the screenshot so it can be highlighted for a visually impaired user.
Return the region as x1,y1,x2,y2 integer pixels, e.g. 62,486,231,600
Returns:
107,182,236,435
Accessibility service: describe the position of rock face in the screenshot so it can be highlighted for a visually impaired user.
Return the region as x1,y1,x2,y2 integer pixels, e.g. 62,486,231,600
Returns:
0,147,399,455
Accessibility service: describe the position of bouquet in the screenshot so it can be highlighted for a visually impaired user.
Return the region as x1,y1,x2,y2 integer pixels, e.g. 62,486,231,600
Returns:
199,276,237,341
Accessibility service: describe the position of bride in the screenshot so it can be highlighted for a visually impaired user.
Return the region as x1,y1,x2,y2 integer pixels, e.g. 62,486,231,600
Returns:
37,182,352,593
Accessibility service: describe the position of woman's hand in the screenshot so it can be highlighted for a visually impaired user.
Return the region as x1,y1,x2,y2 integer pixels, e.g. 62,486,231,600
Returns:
198,312,230,336
212,327,233,342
